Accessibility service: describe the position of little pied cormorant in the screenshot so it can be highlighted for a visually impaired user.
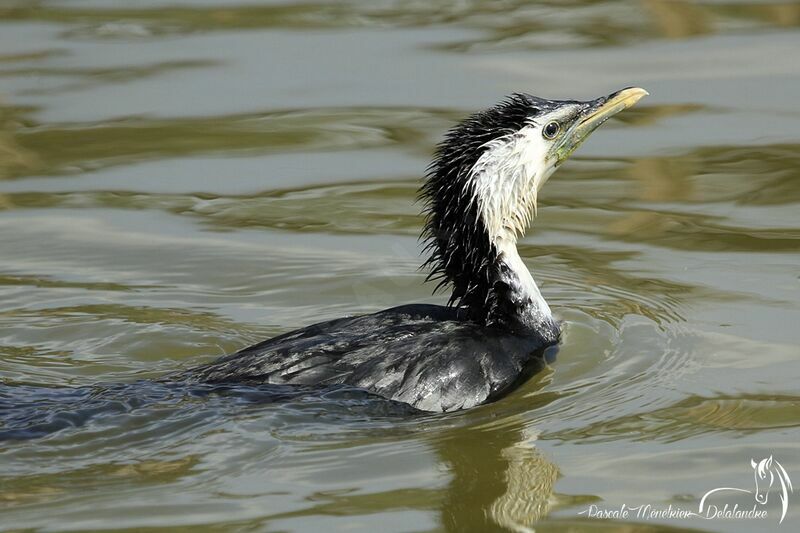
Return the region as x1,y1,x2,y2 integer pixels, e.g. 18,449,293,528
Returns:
184,88,648,412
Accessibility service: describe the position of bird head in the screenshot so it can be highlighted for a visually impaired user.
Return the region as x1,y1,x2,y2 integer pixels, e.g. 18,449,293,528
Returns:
421,87,647,322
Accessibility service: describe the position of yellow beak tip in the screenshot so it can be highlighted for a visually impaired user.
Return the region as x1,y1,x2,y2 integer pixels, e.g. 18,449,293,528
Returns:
620,87,649,102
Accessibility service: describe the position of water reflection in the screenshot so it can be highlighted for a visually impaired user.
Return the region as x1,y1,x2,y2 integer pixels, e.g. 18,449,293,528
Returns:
437,422,559,531
1,104,447,179
3,1,798,49
644,0,712,39
548,393,800,444
0,59,219,96
0,100,38,181
1,0,799,531
0,378,566,531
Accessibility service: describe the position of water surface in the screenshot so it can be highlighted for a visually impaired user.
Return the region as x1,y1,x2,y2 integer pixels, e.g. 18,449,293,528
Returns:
1,1,799,531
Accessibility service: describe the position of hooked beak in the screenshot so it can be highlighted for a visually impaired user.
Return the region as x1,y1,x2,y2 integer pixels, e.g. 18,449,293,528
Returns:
551,87,648,166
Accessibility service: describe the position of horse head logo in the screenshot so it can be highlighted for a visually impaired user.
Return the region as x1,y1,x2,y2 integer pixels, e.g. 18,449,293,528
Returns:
751,456,793,521
752,456,774,504
700,456,793,524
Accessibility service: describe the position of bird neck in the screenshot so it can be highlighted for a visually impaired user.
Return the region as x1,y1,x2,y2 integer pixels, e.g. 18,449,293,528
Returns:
421,206,558,340
484,233,558,340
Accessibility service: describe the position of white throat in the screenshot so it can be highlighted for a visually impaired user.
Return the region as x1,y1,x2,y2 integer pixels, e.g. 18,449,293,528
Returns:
468,125,557,322
493,234,551,317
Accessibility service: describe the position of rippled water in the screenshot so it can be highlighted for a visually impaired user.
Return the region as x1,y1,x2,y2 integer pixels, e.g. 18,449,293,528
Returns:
1,1,799,531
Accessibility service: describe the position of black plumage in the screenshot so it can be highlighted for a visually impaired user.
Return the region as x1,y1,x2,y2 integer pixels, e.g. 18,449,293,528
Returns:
184,305,550,412
183,94,584,412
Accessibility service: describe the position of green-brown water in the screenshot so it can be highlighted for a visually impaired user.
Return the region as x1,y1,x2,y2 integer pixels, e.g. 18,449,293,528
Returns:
1,1,799,531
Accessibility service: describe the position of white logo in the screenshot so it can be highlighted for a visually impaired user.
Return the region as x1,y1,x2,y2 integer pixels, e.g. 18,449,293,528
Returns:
577,455,794,525
699,455,793,524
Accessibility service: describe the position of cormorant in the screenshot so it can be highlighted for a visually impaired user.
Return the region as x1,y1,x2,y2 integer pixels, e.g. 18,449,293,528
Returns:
185,88,648,412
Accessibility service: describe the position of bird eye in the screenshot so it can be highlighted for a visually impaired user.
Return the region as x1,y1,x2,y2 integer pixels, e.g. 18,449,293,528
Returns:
543,121,560,139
